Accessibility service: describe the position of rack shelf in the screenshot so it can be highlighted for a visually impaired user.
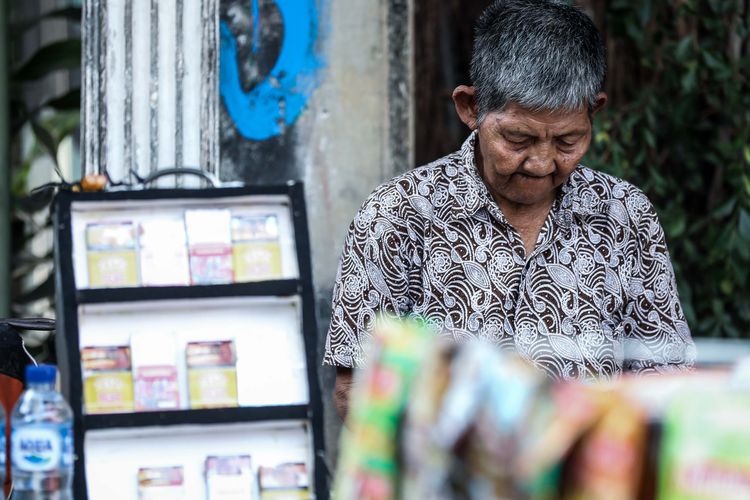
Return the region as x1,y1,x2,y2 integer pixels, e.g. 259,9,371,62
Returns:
83,405,310,430
76,279,302,304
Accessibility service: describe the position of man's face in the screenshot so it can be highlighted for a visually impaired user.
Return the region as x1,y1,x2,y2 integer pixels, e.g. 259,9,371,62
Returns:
475,102,593,207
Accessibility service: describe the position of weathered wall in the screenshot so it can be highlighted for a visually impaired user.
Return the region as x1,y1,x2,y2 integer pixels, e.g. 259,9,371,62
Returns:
218,0,414,466
81,0,219,184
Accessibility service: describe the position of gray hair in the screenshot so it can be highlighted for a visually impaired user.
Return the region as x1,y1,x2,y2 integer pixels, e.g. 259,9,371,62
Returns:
470,0,606,120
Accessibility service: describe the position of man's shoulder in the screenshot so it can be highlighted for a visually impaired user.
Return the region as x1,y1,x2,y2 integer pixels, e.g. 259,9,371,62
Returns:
359,150,463,216
572,166,656,226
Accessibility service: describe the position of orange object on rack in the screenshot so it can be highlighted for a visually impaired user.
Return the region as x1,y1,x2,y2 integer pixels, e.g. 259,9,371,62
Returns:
80,174,108,192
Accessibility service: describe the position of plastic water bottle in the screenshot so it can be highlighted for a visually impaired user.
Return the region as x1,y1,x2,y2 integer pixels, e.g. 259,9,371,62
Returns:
11,365,73,499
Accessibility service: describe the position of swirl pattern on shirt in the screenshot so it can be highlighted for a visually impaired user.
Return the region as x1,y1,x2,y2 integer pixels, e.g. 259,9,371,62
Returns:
324,132,695,380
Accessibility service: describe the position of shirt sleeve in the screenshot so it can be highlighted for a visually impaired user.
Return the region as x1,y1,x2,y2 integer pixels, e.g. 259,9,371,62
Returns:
621,197,696,374
323,189,415,368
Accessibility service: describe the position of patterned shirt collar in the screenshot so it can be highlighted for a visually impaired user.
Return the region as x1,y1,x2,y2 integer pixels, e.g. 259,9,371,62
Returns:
452,131,609,225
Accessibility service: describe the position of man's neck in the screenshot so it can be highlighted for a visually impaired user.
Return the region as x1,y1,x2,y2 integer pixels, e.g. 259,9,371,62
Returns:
493,191,556,257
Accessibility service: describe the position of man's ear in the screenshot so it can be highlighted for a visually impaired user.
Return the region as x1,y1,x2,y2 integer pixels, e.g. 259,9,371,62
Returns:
591,92,608,116
452,85,479,130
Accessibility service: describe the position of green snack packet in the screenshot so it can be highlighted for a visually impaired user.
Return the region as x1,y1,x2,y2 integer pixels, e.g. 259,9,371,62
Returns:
333,317,433,500
658,389,750,499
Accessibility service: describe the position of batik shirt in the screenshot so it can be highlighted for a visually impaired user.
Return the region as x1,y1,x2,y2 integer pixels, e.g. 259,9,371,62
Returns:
323,132,695,380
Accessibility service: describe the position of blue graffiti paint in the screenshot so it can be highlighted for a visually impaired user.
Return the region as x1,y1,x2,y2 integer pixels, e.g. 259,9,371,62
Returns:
220,0,323,141
251,0,260,54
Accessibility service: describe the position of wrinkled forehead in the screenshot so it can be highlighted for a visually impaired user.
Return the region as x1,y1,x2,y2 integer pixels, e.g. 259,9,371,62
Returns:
483,102,592,134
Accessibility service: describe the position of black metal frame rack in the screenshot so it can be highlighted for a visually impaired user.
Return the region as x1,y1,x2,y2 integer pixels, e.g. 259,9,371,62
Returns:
53,184,328,500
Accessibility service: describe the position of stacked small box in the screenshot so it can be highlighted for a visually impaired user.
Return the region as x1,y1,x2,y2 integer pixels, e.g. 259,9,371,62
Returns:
205,455,254,499
187,340,239,409
137,466,184,499
86,222,139,288
82,346,134,414
258,463,310,499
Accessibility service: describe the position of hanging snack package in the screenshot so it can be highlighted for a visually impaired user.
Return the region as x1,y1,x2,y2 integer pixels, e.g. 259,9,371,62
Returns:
514,380,612,500
561,389,648,500
333,317,434,500
658,388,750,499
402,341,547,499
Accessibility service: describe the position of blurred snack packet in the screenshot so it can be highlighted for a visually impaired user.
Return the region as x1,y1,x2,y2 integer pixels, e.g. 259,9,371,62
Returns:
561,390,647,500
658,388,750,499
333,316,434,500
401,340,609,500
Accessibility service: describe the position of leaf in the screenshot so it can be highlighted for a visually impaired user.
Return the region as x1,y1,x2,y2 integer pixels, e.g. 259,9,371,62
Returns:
29,119,66,182
702,50,724,71
674,36,692,62
712,197,737,219
638,0,652,27
667,215,686,238
681,67,697,92
739,210,750,241
13,39,82,81
14,274,54,305
29,120,58,164
13,187,56,214
9,7,82,35
46,88,81,112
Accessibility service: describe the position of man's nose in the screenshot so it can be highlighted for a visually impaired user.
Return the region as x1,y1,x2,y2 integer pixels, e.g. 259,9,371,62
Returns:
523,143,556,176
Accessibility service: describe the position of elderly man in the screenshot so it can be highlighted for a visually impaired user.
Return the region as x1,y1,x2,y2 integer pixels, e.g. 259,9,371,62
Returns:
324,0,695,418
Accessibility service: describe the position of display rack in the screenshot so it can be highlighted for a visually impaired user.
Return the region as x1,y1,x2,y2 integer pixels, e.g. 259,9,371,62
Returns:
53,184,327,500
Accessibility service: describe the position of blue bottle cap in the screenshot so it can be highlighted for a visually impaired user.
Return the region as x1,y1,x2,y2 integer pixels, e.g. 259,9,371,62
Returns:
25,364,57,385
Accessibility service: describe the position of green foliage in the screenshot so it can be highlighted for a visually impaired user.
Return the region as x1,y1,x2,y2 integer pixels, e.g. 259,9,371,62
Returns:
12,39,82,81
8,3,81,336
584,0,750,337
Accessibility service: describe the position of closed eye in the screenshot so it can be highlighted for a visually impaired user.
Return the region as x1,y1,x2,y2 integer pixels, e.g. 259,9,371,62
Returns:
556,137,582,150
503,134,532,146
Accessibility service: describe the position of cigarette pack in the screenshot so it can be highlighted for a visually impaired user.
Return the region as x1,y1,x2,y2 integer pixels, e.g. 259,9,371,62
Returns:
205,455,253,500
231,214,283,282
85,221,139,288
138,218,190,286
131,333,180,411
258,463,310,499
185,209,234,284
81,346,134,414
187,340,238,409
137,466,184,499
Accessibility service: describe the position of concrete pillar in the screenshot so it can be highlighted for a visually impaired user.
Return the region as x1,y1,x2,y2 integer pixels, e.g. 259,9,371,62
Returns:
81,0,220,185
218,0,414,463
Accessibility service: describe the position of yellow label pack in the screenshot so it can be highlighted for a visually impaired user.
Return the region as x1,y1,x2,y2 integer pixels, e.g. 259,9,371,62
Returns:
82,346,134,414
186,340,238,409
